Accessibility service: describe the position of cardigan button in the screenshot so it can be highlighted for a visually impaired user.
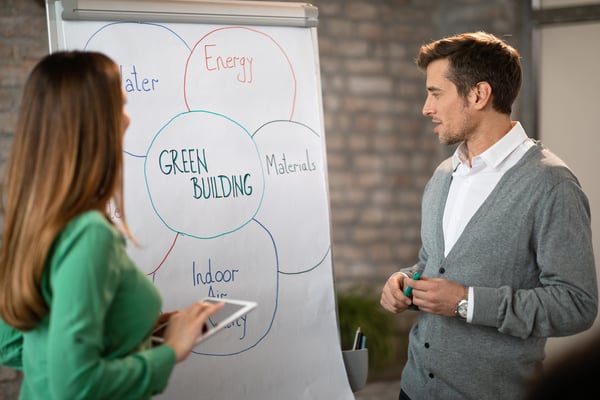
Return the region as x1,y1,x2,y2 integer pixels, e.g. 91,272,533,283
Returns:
439,267,445,274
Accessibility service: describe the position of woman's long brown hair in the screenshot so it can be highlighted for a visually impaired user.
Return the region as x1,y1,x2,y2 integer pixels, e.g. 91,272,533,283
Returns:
0,51,131,330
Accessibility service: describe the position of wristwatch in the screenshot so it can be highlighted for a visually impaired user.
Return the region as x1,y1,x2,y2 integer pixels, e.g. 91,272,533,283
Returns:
455,289,468,320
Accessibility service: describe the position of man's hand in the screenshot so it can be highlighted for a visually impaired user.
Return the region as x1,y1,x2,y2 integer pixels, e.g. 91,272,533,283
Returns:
380,273,413,313
408,277,466,317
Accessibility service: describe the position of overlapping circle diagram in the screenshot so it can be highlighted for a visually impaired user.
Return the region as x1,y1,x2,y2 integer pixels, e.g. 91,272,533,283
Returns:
84,22,329,355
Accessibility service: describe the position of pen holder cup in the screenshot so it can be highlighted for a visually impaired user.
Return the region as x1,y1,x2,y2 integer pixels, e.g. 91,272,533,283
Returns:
342,348,368,392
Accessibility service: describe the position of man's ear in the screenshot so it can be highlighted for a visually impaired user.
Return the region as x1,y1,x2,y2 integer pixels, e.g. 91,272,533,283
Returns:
469,81,492,110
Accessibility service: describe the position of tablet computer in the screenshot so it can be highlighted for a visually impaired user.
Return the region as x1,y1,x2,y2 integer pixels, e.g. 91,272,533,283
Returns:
151,297,257,345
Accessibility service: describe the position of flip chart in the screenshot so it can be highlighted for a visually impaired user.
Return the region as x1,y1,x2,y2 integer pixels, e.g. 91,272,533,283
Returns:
46,1,353,399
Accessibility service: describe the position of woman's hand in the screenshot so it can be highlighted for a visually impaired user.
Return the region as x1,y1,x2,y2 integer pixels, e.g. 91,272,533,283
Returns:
163,301,224,362
150,311,177,346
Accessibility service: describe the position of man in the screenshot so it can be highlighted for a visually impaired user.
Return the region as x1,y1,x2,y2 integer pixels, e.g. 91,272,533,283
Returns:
380,31,597,400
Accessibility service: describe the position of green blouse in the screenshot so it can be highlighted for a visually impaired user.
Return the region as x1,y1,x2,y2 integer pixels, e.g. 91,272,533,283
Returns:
1,210,177,399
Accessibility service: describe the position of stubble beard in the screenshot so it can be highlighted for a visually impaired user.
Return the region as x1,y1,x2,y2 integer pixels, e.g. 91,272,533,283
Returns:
438,129,464,146
437,107,471,146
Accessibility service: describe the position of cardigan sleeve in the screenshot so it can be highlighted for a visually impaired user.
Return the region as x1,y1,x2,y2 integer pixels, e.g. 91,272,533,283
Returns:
474,177,598,338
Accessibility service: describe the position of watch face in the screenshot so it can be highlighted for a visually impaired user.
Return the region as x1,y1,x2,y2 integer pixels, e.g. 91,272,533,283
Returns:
458,300,468,319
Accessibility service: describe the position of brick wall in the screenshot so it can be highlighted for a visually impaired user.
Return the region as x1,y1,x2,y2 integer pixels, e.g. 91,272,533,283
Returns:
0,0,522,395
317,0,522,290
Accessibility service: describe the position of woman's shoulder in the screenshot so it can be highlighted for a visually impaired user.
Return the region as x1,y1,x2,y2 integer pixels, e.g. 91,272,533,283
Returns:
57,210,121,248
65,210,114,232
47,211,124,282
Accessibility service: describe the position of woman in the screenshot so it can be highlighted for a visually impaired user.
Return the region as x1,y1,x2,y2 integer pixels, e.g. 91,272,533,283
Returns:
0,51,222,399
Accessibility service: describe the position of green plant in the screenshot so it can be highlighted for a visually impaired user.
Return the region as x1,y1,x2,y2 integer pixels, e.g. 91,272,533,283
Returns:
336,289,400,374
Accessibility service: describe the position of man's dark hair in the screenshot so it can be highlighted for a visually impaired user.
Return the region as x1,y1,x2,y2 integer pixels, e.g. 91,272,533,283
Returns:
416,31,522,115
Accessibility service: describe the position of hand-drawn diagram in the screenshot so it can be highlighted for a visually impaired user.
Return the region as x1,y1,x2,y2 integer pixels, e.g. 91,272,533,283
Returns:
81,22,332,356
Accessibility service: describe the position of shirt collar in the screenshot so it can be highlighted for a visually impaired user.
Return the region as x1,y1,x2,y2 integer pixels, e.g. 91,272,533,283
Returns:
451,121,528,170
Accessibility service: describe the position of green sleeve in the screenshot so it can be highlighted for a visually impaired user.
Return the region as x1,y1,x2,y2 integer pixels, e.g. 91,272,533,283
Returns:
46,215,176,399
0,317,22,370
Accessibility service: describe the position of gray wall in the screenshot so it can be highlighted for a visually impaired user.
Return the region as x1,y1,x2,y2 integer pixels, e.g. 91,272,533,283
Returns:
536,19,600,363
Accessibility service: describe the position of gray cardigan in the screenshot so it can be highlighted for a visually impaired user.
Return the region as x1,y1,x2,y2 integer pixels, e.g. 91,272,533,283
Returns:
400,142,598,400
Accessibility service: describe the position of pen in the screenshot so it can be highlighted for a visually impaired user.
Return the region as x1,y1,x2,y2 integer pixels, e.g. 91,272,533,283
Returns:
355,332,363,350
352,327,361,350
403,271,422,296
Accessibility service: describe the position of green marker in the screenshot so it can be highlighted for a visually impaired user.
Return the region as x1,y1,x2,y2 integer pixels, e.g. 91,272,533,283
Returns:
403,271,422,296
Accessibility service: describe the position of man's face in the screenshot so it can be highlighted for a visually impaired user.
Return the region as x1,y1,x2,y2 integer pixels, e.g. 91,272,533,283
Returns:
421,58,475,145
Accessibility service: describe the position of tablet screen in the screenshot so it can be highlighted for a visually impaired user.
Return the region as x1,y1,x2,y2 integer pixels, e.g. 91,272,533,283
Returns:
151,297,257,345
197,297,257,343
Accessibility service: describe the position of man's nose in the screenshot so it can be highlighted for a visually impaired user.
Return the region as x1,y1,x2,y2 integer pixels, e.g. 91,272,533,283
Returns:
422,102,433,116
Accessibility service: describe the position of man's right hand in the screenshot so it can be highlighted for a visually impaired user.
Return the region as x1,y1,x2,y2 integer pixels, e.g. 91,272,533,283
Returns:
380,272,413,313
